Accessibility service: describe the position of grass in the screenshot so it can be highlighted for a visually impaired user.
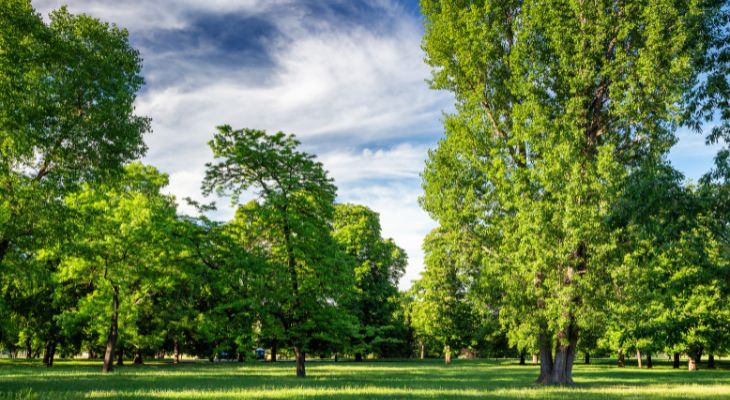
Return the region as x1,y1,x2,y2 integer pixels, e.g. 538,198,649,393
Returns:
0,358,728,399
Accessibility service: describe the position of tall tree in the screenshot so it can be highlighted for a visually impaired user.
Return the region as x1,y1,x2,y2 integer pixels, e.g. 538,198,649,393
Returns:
419,0,720,384
332,203,407,360
203,126,353,377
0,2,149,265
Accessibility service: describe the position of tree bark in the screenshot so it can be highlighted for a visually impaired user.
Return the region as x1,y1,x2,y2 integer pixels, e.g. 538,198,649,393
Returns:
673,352,680,369
708,354,715,369
355,352,363,362
116,348,124,366
237,352,244,362
688,349,702,371
420,342,425,360
519,351,525,365
536,329,554,384
646,353,652,369
43,341,51,365
173,340,180,364
636,349,642,368
294,347,306,378
48,342,56,367
270,342,277,362
617,348,625,367
25,337,32,359
444,345,452,364
102,286,120,373
133,351,143,365
550,323,577,385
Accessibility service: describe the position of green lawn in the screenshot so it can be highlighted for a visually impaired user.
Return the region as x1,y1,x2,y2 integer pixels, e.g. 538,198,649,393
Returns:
0,358,728,399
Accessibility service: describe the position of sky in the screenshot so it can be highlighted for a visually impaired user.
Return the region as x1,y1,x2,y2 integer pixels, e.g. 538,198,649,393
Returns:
33,0,721,289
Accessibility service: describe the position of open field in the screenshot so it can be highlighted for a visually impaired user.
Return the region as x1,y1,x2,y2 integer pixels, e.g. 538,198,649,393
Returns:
0,359,728,399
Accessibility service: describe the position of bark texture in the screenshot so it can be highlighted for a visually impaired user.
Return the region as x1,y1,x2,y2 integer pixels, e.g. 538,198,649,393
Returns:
102,287,119,373
673,352,680,369
294,347,306,377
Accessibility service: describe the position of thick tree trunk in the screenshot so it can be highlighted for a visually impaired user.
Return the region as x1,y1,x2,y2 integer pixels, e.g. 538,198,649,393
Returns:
636,349,642,368
237,352,244,362
294,347,306,378
708,354,715,369
355,352,363,362
673,352,680,369
617,348,625,367
43,341,51,365
102,287,119,373
536,330,554,384
270,342,277,362
550,323,577,385
48,342,56,367
646,353,652,369
584,352,590,364
688,349,702,371
444,345,452,364
519,351,525,365
173,340,180,364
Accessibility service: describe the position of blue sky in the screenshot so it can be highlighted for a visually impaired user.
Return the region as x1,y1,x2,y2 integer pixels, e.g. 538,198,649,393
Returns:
34,0,722,289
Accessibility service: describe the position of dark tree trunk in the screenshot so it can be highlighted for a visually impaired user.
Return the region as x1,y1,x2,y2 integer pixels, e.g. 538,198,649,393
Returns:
102,287,119,373
0,238,9,265
550,323,577,385
133,351,143,364
237,352,244,362
43,341,51,365
25,337,32,359
47,342,56,367
444,345,452,364
708,354,715,369
536,330,554,384
646,353,652,369
294,347,306,378
117,348,124,366
355,352,363,362
89,348,95,359
270,342,277,362
519,351,525,365
584,352,590,364
617,348,625,367
173,340,180,364
673,352,680,369
636,349,642,368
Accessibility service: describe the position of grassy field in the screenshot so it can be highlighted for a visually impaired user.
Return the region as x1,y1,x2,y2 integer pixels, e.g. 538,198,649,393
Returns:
0,358,728,399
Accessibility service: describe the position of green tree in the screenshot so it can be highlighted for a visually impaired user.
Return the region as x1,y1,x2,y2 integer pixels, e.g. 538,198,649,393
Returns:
419,0,720,384
0,2,149,265
203,126,353,377
332,203,407,360
57,163,177,372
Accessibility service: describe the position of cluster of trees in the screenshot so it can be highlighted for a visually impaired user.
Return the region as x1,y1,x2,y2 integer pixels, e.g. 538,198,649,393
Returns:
411,0,729,385
0,2,410,377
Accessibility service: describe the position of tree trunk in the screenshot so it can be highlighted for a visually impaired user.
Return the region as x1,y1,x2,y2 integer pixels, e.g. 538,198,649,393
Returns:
519,351,525,365
646,353,652,369
43,341,51,365
550,323,577,385
536,329,554,384
617,348,625,367
48,342,56,367
270,342,277,362
133,351,143,365
117,348,124,366
444,345,452,364
636,349,642,368
237,352,244,362
89,348,95,359
708,354,715,369
673,352,680,369
420,342,425,360
294,347,306,378
355,352,363,362
532,353,538,363
688,349,702,371
102,287,119,373
25,337,32,359
173,340,180,364
584,352,590,364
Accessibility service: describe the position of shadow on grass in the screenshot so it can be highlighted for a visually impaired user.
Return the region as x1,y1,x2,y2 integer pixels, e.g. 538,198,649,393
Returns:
0,359,728,399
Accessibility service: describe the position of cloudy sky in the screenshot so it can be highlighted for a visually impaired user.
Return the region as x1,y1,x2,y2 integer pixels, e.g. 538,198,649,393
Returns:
34,0,720,289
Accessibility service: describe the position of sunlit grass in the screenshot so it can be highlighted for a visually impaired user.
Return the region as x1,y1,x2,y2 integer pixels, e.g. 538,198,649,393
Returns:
0,358,727,399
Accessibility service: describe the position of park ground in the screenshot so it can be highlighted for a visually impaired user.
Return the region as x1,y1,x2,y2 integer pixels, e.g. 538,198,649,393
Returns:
0,358,729,399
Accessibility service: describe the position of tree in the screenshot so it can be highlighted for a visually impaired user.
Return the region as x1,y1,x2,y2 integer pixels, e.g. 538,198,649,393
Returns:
203,126,353,377
419,0,721,384
332,203,407,360
0,2,149,266
57,163,177,372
